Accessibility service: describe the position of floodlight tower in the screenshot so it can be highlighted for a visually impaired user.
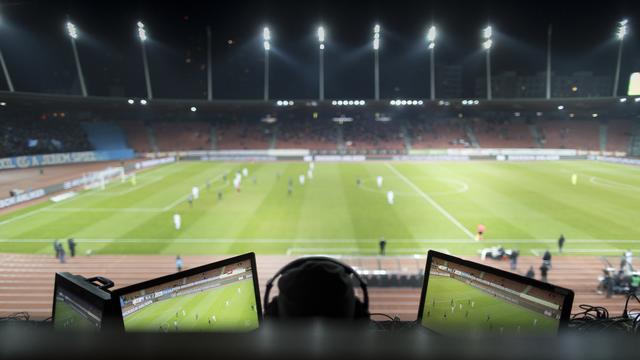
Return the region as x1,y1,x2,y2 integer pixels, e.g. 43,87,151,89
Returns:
137,21,153,100
427,25,436,100
317,26,325,101
65,21,87,97
0,16,13,92
373,24,381,100
612,19,628,97
263,27,271,101
482,25,493,100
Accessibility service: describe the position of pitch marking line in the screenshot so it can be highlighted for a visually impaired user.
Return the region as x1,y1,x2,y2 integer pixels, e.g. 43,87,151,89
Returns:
285,247,450,256
385,163,476,241
2,238,640,244
530,248,640,256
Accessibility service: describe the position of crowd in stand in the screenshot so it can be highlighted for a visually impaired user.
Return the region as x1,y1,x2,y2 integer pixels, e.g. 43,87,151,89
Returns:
0,117,92,158
276,117,338,149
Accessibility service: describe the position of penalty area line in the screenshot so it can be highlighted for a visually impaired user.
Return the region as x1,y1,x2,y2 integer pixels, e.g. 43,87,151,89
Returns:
385,163,476,241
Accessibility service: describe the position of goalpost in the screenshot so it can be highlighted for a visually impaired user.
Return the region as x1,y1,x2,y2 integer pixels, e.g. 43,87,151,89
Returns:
83,166,126,190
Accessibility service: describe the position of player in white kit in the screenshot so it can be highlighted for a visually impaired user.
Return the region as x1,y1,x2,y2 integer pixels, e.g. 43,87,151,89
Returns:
173,214,182,230
377,176,383,188
307,170,313,179
242,168,249,177
192,186,199,200
299,174,305,185
387,190,394,205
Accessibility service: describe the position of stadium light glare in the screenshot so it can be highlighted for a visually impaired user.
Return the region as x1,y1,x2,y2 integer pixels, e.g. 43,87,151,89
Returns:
427,26,437,43
616,19,628,40
374,24,380,33
331,100,337,105
263,27,271,41
137,21,147,41
127,99,134,105
263,41,270,51
190,106,197,112
482,39,493,50
390,100,396,105
557,105,564,110
140,99,147,105
66,22,78,39
0,101,6,106
317,26,325,44
592,113,599,118
635,97,640,103
483,25,492,39
619,97,627,103
569,113,575,118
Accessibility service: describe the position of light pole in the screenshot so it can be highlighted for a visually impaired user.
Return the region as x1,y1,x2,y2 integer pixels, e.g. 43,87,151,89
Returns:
373,24,380,100
427,25,436,100
66,21,87,97
546,24,552,99
318,26,325,101
0,27,13,92
482,25,493,100
137,21,153,100
206,26,212,101
613,19,628,97
263,27,271,101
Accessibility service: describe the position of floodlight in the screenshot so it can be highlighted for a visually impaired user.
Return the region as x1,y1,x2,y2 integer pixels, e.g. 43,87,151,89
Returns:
483,26,492,39
66,22,78,39
616,19,628,40
427,26,436,43
263,41,270,51
0,102,6,106
317,26,325,43
390,100,396,105
137,22,147,41
482,39,493,50
592,113,598,118
373,38,379,50
277,100,283,106
619,98,627,103
140,99,147,105
190,106,197,112
473,100,479,105
462,100,468,105
428,42,435,49
374,24,380,33
557,105,564,110
418,100,424,105
263,27,271,41
127,99,134,105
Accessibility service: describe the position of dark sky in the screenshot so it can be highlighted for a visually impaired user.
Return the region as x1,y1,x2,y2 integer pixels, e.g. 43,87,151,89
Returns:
0,0,638,99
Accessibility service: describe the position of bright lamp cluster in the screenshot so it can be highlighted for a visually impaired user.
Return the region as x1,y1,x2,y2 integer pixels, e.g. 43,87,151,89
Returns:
137,21,147,41
427,26,436,49
390,99,424,106
276,100,294,106
373,24,381,50
263,27,271,51
66,22,78,39
617,19,628,40
482,25,493,50
317,26,325,50
461,99,480,106
331,100,366,106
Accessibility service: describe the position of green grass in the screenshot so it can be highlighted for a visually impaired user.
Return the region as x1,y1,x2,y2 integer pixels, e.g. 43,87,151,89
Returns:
53,293,100,331
420,275,558,335
1,160,640,256
123,279,258,332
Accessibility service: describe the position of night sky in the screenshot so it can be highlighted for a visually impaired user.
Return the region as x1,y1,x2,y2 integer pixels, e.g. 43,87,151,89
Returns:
0,0,638,99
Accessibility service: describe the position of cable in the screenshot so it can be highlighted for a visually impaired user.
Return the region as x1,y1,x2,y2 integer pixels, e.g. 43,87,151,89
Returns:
369,313,395,321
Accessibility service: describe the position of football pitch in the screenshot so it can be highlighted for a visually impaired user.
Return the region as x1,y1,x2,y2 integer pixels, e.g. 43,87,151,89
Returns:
1,160,640,256
123,279,258,332
420,275,557,335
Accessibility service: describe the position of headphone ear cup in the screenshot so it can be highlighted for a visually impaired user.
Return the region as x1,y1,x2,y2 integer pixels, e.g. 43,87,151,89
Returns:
353,299,369,319
264,296,279,319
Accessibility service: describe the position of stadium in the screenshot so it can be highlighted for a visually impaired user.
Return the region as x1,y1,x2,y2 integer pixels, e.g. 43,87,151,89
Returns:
0,0,639,357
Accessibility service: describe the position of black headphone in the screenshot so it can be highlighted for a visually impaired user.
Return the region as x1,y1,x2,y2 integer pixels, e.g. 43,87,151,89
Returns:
263,256,370,320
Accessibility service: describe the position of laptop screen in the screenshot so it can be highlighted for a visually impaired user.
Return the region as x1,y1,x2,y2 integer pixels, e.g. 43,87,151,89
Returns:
52,273,107,331
117,255,260,332
418,251,572,336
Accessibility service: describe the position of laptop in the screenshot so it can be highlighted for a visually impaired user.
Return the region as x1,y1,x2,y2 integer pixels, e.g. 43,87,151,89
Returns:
52,272,112,331
417,250,574,335
112,253,262,332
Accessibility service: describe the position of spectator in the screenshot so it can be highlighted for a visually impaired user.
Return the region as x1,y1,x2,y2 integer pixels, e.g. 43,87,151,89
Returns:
624,250,633,267
539,263,549,283
67,238,76,257
53,239,60,259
